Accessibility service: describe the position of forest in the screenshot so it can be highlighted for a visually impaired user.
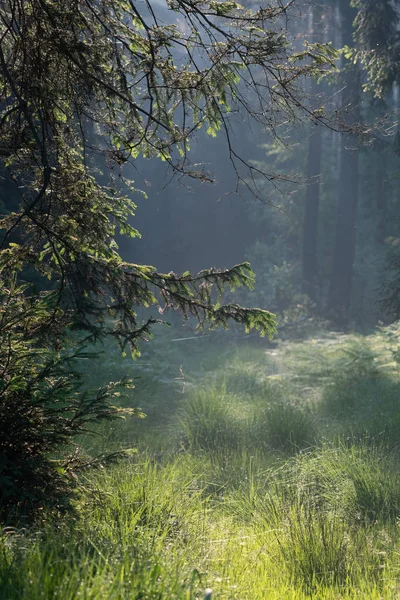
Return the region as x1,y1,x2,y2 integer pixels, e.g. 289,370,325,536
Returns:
2,0,400,598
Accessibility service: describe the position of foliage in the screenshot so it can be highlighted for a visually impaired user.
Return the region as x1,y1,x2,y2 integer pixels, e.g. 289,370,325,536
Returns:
0,0,340,518
350,0,400,97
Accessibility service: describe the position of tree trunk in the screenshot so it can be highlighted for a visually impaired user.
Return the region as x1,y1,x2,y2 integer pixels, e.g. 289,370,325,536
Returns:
302,2,323,301
302,115,322,301
328,0,360,321
376,144,387,244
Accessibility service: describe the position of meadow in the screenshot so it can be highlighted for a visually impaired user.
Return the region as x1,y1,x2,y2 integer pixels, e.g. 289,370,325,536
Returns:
3,324,400,598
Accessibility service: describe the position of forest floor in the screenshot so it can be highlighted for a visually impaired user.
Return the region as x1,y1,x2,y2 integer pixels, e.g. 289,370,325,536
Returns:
3,324,400,598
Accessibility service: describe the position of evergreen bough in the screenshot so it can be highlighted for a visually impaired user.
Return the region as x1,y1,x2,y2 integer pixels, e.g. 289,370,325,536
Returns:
0,0,334,520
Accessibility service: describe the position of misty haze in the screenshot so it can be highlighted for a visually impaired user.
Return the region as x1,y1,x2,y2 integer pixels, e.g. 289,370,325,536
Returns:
2,1,400,599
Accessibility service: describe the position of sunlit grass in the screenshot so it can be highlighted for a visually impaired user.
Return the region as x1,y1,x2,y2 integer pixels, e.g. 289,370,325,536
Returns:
3,450,400,599
4,324,400,598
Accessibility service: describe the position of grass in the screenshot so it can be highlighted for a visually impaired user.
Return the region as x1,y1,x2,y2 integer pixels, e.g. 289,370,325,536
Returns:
4,325,400,598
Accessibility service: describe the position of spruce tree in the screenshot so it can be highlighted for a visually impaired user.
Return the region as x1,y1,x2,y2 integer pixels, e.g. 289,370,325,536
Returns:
0,0,334,519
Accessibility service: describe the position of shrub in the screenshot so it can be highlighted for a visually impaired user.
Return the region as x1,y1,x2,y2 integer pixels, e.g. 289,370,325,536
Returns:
0,328,138,523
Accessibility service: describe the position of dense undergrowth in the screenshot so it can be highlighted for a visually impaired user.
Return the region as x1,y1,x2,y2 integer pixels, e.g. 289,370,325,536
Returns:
3,325,400,598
